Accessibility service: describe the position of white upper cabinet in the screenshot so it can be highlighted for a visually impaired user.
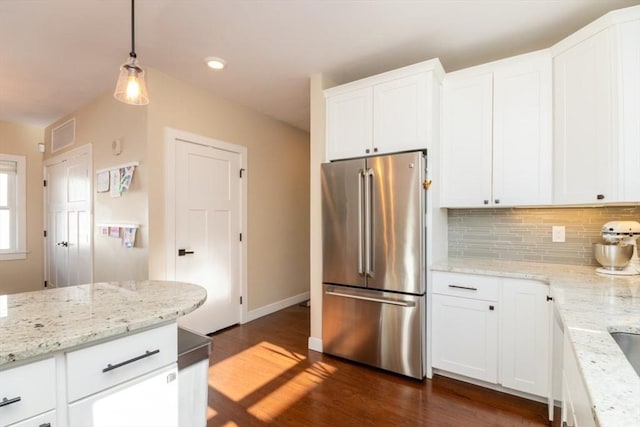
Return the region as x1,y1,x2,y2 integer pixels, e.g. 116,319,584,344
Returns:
552,7,640,204
373,73,430,154
441,50,552,208
441,73,494,207
326,87,373,160
324,59,444,161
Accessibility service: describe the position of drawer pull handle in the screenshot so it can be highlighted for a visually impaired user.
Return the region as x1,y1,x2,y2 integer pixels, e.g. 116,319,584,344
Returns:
448,285,478,291
103,349,160,373
0,396,21,407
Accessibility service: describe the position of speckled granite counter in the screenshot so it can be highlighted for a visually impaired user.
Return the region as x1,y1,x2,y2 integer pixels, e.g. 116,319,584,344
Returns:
432,259,640,427
0,280,207,367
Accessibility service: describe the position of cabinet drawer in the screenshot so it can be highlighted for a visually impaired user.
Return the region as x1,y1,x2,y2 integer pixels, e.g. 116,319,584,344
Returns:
432,271,500,301
66,323,177,402
7,409,56,427
0,358,56,426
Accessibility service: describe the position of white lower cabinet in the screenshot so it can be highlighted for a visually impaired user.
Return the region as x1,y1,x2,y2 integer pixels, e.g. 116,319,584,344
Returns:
432,293,499,382
432,272,500,383
0,358,56,426
432,272,552,399
561,333,596,427
7,410,56,427
500,279,551,397
68,364,178,427
0,323,180,427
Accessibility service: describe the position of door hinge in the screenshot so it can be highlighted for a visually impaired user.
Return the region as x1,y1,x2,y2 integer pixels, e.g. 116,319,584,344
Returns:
43,230,47,238
240,296,243,305
240,168,245,178
44,280,48,288
43,179,47,187
239,233,243,242
546,295,554,302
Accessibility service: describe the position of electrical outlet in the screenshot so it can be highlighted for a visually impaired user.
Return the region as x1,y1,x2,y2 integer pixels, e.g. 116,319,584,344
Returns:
552,226,565,243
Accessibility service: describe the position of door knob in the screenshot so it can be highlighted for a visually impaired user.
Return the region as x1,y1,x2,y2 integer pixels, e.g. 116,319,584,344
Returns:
56,241,68,247
178,249,195,256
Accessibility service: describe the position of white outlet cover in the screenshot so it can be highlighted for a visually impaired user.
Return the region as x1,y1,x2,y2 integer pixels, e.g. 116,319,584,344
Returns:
552,226,566,243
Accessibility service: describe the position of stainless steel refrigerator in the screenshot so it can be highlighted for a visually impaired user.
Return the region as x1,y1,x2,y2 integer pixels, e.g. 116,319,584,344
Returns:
322,150,426,379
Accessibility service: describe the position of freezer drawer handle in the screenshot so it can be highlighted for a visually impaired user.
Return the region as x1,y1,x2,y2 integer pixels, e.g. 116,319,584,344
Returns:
0,396,21,408
448,284,478,291
325,290,415,307
102,349,160,373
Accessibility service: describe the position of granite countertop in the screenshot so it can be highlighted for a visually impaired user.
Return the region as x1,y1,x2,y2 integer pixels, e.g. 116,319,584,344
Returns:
432,258,640,427
0,280,207,367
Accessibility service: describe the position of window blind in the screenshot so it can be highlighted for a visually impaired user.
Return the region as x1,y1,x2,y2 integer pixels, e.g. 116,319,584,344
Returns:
0,160,17,173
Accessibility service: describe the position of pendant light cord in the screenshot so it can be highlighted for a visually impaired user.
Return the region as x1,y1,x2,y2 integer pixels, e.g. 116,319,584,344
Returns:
130,0,136,58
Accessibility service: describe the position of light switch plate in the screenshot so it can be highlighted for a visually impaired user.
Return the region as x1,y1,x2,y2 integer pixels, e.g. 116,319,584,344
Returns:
552,226,565,243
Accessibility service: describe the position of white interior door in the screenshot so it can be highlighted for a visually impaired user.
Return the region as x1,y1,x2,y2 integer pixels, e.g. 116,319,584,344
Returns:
45,150,91,288
175,139,242,335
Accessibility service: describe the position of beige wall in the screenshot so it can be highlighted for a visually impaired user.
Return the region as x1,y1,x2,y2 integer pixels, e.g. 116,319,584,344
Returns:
146,69,310,311
0,121,44,294
44,95,149,282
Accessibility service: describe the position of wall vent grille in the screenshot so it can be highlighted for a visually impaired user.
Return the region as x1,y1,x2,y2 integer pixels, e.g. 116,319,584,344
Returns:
51,118,76,153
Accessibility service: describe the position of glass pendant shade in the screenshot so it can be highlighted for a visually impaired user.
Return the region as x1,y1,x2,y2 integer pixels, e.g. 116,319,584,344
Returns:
114,56,149,105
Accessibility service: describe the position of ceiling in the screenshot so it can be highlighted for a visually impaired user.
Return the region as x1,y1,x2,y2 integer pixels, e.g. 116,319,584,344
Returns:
1,0,638,132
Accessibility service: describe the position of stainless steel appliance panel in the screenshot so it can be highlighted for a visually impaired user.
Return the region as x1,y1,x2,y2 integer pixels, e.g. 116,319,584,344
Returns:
322,284,424,379
366,152,424,294
322,158,367,287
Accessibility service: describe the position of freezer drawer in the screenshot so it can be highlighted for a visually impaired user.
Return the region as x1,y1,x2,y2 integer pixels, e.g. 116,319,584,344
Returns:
322,284,424,379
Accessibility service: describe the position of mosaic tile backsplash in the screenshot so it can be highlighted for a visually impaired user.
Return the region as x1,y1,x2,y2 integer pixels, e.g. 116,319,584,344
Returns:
448,206,640,266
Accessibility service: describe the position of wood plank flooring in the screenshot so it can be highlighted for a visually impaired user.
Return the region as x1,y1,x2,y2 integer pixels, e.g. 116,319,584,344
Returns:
206,304,559,426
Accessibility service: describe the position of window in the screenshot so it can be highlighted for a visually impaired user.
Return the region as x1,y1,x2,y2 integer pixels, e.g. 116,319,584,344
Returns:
0,154,26,260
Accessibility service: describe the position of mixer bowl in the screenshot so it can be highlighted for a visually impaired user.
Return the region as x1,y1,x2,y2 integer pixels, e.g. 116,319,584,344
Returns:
593,243,634,270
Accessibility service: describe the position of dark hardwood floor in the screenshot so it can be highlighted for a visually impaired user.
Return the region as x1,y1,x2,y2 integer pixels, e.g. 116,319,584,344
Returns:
206,304,559,426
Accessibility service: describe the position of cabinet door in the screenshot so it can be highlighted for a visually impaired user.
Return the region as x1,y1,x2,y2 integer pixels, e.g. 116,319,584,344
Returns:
500,279,551,397
432,293,498,383
493,53,552,206
373,73,429,154
617,20,640,202
553,29,614,204
326,87,373,161
441,73,493,207
68,364,178,427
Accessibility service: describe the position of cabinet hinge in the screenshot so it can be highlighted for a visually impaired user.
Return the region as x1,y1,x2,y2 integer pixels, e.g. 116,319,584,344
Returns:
240,296,243,305
43,179,47,187
240,168,245,178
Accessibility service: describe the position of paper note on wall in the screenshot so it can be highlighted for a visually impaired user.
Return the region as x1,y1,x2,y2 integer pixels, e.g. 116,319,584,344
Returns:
122,227,137,248
110,169,121,198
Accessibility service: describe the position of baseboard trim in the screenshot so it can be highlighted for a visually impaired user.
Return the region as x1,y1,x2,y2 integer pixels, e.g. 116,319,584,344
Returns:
308,336,323,353
244,291,310,323
432,369,559,407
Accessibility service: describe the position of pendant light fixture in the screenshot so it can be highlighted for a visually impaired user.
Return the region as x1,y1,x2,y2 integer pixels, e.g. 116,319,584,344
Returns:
114,0,149,105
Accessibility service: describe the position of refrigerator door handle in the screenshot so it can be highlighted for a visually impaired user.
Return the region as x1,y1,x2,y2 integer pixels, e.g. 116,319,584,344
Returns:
358,169,365,275
324,290,416,307
364,168,374,277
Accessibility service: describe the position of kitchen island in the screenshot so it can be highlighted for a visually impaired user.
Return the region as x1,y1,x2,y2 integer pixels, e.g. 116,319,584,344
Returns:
432,259,640,427
0,280,207,426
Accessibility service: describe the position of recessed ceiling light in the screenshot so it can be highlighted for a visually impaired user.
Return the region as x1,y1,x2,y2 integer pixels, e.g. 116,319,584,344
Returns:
205,57,226,70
